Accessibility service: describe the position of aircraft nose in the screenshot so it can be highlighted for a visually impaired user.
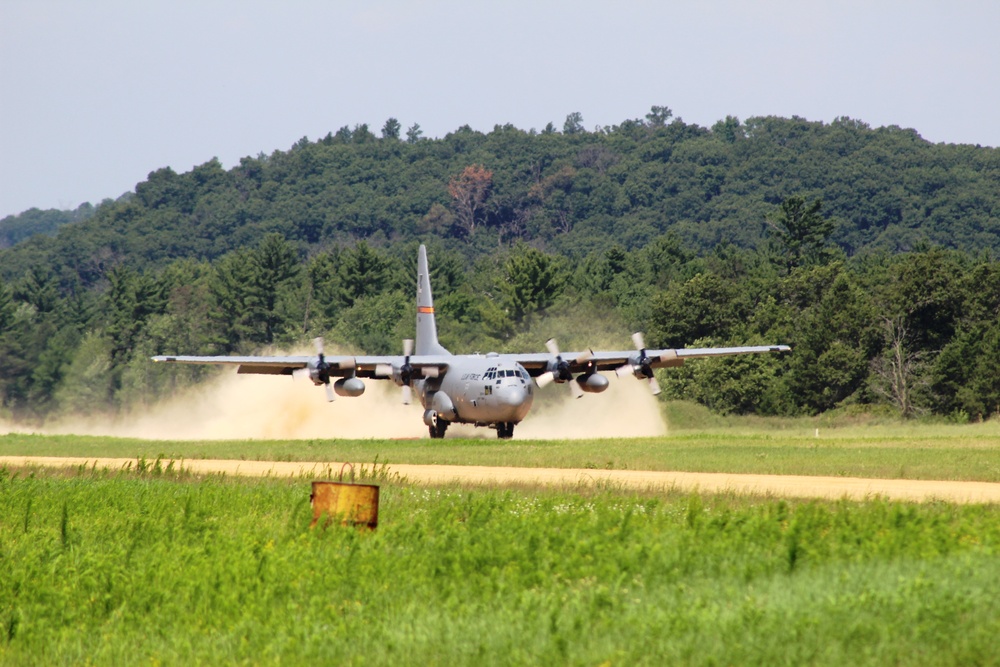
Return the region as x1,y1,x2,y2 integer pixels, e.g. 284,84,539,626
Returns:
497,385,528,408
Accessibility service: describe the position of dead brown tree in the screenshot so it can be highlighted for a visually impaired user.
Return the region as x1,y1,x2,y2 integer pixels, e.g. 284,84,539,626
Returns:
870,316,926,418
448,164,493,238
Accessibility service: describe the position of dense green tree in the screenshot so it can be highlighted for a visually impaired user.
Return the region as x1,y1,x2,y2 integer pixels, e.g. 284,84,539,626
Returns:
0,277,13,333
563,112,584,135
106,265,167,367
331,291,411,355
779,267,879,413
336,242,400,309
15,267,59,314
209,234,300,350
874,249,966,353
28,326,81,413
0,283,72,416
381,117,402,140
210,247,257,352
711,115,743,143
0,202,95,248
767,196,835,270
646,273,746,349
302,250,342,334
0,314,31,413
352,123,375,144
499,244,569,324
659,334,789,414
52,331,113,415
244,233,300,344
435,288,513,351
645,105,673,127
932,320,1000,420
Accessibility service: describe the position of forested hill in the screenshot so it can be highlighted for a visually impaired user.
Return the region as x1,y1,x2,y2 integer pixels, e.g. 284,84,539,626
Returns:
2,111,1000,424
0,203,96,250
2,112,999,287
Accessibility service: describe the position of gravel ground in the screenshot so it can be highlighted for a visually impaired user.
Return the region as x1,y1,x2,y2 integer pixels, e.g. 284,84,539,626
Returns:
3,456,1000,504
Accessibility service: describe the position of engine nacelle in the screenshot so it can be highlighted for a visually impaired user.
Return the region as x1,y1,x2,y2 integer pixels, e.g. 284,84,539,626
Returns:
303,363,325,386
430,391,457,421
626,352,684,379
576,373,609,393
423,409,438,426
543,357,573,383
334,377,366,397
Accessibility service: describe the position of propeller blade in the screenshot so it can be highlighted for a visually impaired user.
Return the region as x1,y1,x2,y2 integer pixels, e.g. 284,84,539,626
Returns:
324,383,336,402
631,332,646,351
545,338,560,356
336,357,356,370
575,349,594,365
614,364,633,378
648,376,661,396
420,366,440,379
375,363,394,378
403,338,414,356
313,336,325,356
569,380,584,399
401,384,413,405
292,367,311,382
536,371,556,388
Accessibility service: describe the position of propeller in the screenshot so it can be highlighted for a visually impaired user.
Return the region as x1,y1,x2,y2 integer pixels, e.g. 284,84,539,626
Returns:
374,339,444,404
294,337,355,402
377,339,418,404
536,338,593,399
400,339,414,405
303,336,336,401
615,332,661,395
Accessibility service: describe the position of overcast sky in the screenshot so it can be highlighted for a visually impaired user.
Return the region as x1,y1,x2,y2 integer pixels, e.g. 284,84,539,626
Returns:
1,0,998,219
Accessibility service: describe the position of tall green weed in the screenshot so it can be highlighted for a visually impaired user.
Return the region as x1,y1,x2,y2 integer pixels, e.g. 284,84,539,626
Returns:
1,470,998,664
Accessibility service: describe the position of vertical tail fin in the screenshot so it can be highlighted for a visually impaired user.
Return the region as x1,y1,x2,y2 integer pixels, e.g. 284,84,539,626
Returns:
416,245,450,356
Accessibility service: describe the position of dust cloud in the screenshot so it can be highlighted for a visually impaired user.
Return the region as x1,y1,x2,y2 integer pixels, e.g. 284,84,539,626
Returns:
6,362,666,442
516,376,667,439
39,372,429,441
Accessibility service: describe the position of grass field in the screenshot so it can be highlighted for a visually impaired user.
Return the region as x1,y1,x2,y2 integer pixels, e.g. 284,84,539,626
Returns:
3,415,1000,482
2,466,999,665
3,410,999,664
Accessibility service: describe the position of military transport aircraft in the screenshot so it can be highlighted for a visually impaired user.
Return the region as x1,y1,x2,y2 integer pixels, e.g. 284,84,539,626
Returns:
153,245,790,439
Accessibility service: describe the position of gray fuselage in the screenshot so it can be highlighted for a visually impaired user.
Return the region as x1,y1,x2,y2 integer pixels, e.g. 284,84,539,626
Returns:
417,355,533,426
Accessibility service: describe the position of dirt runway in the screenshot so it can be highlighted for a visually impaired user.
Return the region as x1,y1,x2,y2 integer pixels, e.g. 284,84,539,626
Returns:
4,456,1000,504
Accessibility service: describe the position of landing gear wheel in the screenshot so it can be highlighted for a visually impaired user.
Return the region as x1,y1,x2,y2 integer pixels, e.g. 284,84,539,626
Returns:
429,419,449,439
497,422,515,439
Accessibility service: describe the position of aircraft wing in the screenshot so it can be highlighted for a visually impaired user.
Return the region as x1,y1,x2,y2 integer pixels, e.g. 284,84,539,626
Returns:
503,344,791,377
151,354,451,379
671,345,791,360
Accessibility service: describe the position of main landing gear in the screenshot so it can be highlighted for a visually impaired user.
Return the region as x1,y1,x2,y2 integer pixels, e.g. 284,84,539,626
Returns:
496,422,515,440
429,420,515,439
429,419,449,439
